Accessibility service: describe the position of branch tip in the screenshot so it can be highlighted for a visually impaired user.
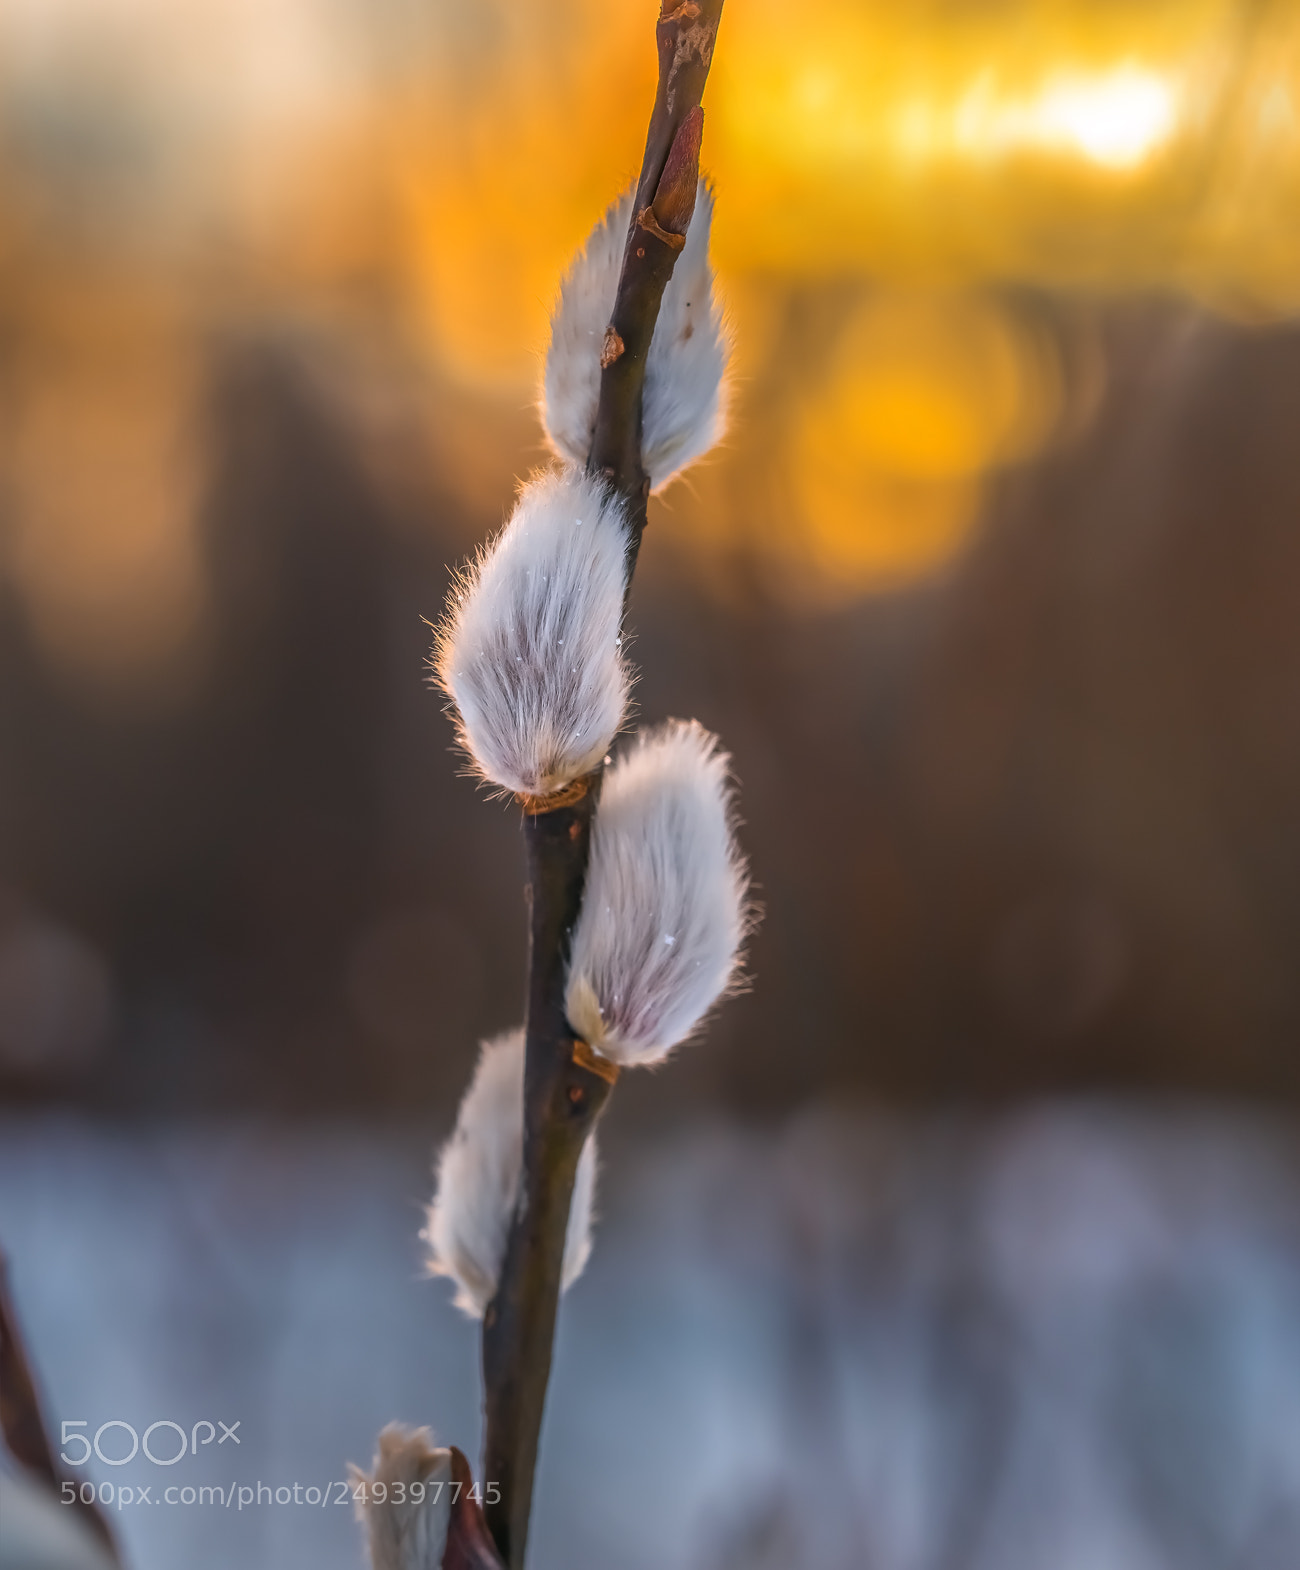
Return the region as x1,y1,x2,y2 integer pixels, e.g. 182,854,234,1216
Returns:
659,0,721,114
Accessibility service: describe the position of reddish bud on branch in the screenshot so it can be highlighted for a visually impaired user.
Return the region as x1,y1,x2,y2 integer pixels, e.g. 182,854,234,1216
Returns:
444,1448,507,1570
653,105,703,235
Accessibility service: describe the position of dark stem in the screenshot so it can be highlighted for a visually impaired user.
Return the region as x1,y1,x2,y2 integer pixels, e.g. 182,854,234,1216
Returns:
478,3,724,1566
481,791,615,1565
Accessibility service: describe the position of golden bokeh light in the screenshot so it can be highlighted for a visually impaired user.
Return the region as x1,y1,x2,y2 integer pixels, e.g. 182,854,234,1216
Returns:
709,0,1300,301
800,294,1061,482
0,0,1298,690
0,279,207,702
786,292,1063,593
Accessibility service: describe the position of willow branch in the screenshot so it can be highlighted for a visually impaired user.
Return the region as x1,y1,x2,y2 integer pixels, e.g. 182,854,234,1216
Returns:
478,4,724,1566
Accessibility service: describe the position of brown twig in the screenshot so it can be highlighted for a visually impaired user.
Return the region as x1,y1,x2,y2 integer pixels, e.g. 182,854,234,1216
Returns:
0,1253,118,1560
478,4,724,1566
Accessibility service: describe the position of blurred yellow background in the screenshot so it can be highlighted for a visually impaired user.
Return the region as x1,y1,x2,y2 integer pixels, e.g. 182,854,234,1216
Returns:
0,0,1297,695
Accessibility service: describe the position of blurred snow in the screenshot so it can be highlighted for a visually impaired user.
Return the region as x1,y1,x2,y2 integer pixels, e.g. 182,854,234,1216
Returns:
2,1107,1299,1569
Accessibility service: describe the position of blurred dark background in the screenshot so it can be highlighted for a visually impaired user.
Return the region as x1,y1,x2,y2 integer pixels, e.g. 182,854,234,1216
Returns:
2,303,1299,1115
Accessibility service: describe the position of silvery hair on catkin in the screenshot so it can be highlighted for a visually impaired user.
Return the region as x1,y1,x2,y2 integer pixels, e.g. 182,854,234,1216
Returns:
565,720,750,1068
433,465,632,800
425,1028,597,1318
542,181,729,492
349,1425,452,1570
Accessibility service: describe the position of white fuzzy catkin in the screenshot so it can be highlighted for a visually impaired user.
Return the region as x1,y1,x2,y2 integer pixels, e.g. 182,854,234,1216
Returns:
426,1028,597,1318
543,181,728,491
350,1425,452,1570
565,720,749,1068
434,465,631,799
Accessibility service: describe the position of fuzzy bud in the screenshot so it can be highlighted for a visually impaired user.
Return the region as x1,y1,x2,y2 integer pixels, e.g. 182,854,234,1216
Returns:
350,1425,453,1570
542,181,729,492
433,466,631,800
425,1028,598,1318
565,720,750,1067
